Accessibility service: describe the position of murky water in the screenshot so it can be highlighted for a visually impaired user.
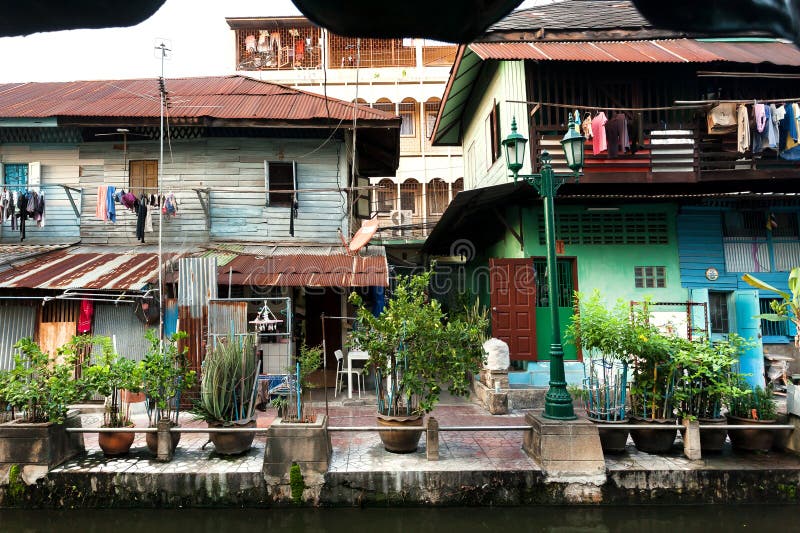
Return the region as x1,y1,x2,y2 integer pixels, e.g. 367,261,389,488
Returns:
0,505,791,532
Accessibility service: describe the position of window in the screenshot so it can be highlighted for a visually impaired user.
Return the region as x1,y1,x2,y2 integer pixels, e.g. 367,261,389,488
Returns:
634,266,666,288
399,100,416,137
538,212,669,245
266,161,295,208
466,142,477,186
486,101,501,165
424,99,440,139
375,179,394,213
709,292,730,334
427,179,448,216
373,100,395,114
452,177,464,196
534,260,574,308
129,160,158,196
400,179,419,213
2,163,28,186
760,297,791,338
723,210,800,272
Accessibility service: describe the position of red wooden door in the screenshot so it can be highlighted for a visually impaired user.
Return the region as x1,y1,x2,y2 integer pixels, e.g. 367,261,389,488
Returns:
489,258,537,361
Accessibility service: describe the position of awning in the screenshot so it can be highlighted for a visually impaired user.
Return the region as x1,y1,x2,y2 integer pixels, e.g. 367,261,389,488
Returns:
0,245,184,291
208,245,389,288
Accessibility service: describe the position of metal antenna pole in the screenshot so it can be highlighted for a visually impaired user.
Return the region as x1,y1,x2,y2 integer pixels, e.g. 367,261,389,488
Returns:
156,41,170,342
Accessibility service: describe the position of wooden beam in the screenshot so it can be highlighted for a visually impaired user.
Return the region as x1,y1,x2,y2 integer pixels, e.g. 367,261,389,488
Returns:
493,208,524,250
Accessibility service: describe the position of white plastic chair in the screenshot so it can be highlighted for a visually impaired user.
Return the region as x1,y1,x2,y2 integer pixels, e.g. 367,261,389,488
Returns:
334,349,365,398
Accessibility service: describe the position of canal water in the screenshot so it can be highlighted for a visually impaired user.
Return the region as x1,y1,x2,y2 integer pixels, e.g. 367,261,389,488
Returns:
0,505,792,532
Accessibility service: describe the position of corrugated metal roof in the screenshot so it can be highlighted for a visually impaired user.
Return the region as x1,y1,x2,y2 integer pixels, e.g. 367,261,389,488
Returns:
0,243,74,273
0,246,184,290
220,253,388,287
468,39,800,64
0,75,399,124
489,0,652,33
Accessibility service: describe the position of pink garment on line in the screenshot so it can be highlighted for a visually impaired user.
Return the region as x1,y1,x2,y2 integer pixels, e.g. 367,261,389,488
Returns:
754,103,767,133
78,299,93,334
95,186,107,221
590,112,608,155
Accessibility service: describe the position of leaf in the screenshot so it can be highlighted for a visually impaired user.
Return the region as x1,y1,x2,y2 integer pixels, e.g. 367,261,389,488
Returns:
752,313,789,322
742,273,791,300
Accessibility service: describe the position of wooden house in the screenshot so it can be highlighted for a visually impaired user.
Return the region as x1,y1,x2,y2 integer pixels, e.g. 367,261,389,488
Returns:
0,75,399,374
425,0,800,387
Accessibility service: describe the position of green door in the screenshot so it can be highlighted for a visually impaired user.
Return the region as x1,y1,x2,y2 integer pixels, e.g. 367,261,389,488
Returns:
533,258,578,361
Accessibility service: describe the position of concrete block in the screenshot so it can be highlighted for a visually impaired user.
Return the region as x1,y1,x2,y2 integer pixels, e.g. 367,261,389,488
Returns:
263,415,331,478
683,419,701,460
783,414,800,454
426,417,439,461
522,410,606,481
0,414,84,470
488,391,509,415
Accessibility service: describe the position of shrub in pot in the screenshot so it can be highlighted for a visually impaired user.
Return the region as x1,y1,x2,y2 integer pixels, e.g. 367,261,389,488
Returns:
672,334,750,453
566,291,632,453
279,342,323,423
141,330,196,455
726,382,778,452
349,269,488,453
192,334,259,455
0,336,91,468
84,337,143,456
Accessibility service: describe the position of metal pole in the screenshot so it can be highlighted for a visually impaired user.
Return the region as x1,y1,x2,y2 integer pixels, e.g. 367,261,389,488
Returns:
321,312,328,418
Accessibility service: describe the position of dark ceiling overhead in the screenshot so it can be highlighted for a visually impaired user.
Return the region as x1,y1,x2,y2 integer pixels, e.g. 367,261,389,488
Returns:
0,0,166,37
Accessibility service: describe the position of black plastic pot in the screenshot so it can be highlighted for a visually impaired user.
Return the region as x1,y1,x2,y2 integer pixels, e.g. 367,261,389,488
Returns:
698,417,728,453
590,418,629,454
630,417,678,453
727,415,776,452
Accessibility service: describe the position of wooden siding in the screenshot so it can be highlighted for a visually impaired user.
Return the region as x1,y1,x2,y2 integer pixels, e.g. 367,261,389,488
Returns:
0,145,81,243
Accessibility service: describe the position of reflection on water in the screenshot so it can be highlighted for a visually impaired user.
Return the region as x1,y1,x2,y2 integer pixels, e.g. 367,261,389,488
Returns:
0,505,790,533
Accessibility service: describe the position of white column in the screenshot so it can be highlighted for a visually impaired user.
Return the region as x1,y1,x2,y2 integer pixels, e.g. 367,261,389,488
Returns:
421,181,427,236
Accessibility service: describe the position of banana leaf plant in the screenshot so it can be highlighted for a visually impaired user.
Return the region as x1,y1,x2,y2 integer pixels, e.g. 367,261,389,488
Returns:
742,267,800,347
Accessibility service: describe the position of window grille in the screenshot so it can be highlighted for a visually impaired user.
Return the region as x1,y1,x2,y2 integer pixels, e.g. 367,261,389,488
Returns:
709,292,730,334
533,260,573,308
424,100,440,138
760,298,791,337
375,179,394,213
400,180,420,213
427,179,448,216
235,27,322,71
327,35,415,68
723,211,800,272
399,101,416,137
538,212,669,245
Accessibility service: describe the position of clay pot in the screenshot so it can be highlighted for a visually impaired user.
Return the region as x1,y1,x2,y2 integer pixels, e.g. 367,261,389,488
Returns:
591,418,629,454
208,419,257,455
727,414,776,452
376,413,424,453
98,428,135,456
698,417,728,453
145,422,181,455
630,417,678,453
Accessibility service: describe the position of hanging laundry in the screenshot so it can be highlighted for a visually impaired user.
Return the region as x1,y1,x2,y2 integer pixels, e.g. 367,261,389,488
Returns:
754,103,767,133
707,103,737,134
736,104,750,154
145,196,154,233
121,191,137,211
10,192,17,231
77,299,94,334
0,189,10,222
162,193,178,217
96,185,108,221
590,112,608,155
605,113,629,157
34,191,45,228
106,185,116,223
16,192,28,242
768,104,780,149
135,196,148,243
581,112,593,139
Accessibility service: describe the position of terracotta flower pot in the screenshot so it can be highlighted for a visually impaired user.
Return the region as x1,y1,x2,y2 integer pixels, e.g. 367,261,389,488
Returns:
145,421,181,455
630,417,678,453
208,419,257,455
376,413,424,453
98,428,135,456
727,414,776,452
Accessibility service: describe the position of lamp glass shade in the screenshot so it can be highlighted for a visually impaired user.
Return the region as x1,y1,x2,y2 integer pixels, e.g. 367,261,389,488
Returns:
502,118,528,175
560,128,585,172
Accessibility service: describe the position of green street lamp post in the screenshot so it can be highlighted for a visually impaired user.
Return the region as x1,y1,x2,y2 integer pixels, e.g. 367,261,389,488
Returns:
502,112,585,420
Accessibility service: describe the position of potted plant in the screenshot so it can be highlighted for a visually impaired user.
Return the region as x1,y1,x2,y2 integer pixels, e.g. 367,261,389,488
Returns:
567,291,634,453
349,269,488,453
726,382,778,452
84,336,143,456
625,302,681,453
192,334,259,455
280,342,323,423
742,267,800,346
141,330,196,455
672,334,750,453
0,336,91,469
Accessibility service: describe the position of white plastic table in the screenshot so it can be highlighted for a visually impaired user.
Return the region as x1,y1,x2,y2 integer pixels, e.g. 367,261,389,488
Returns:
347,349,369,399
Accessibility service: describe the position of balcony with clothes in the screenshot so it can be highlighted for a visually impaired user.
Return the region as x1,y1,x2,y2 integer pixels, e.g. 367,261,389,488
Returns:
371,177,463,242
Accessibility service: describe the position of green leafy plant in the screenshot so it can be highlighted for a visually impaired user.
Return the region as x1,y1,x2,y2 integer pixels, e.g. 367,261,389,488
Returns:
142,330,195,427
192,334,258,425
3,336,91,424
743,267,800,346
672,334,751,420
727,382,778,421
289,462,304,504
84,336,143,428
270,396,288,417
348,268,488,416
297,343,323,391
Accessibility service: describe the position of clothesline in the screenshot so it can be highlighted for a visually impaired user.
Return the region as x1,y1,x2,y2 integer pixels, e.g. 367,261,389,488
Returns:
509,97,800,112
3,184,378,194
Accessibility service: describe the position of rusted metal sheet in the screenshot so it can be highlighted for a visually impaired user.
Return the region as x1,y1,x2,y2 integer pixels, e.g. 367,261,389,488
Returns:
91,304,154,362
0,303,36,370
208,301,248,337
0,246,175,291
219,253,388,287
0,244,72,274
467,39,800,64
0,76,398,124
39,322,75,359
177,257,218,391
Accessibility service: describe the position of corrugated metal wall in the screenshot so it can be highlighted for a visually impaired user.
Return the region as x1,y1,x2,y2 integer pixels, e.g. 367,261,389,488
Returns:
92,304,154,362
178,257,218,404
0,303,36,370
208,300,248,337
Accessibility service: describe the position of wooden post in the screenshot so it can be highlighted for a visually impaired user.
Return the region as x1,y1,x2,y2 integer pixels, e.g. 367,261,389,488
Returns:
157,418,174,462
426,416,439,461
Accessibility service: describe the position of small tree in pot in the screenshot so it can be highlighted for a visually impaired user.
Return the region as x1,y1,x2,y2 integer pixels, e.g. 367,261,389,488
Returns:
726,382,778,452
349,269,487,453
141,330,195,455
84,336,144,456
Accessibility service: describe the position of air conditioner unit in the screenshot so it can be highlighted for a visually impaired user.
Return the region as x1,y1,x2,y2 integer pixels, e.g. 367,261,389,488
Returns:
390,209,413,236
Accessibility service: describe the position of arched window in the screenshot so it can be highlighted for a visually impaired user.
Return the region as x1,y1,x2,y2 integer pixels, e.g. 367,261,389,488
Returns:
399,97,417,137
400,178,420,214
375,179,395,213
453,178,464,196
427,179,448,216
424,97,441,139
373,98,395,114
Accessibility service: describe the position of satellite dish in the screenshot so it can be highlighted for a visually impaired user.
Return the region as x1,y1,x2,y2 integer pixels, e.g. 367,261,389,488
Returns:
349,217,379,253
